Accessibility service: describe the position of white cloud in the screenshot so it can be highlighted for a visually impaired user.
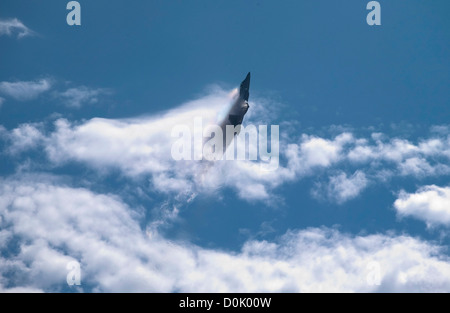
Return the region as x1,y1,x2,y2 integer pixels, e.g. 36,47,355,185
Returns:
6,123,44,154
1,177,450,292
313,171,368,204
347,135,450,168
398,157,450,177
298,133,353,168
0,18,34,38
56,86,111,108
0,79,51,101
394,185,450,227
0,97,4,108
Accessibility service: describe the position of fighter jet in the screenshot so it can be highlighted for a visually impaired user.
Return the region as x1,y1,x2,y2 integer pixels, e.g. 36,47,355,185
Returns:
203,73,250,161
202,73,251,161
221,72,250,129
218,72,251,150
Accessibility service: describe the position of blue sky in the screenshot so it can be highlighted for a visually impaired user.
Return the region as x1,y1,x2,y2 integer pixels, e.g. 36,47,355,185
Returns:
0,1,449,292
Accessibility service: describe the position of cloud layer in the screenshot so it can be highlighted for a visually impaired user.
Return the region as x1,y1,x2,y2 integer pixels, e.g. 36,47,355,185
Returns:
1,177,450,292
1,82,450,292
2,87,450,205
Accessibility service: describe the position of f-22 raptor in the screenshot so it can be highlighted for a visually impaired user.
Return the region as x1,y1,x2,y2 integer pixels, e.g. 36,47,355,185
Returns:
201,72,251,161
217,72,251,151
220,72,250,129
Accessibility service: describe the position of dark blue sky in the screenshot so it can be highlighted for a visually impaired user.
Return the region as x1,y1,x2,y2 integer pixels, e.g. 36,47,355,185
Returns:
1,1,448,127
